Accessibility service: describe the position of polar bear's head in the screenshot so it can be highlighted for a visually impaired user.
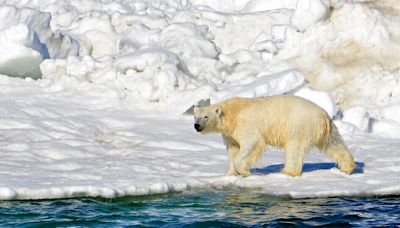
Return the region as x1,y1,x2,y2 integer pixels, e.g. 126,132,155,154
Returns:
193,105,222,133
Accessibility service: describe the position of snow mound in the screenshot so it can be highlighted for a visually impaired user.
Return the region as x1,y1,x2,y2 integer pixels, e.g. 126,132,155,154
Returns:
242,0,297,12
290,0,329,31
281,3,400,108
0,23,45,79
41,52,305,112
114,48,191,102
294,87,337,118
0,5,79,79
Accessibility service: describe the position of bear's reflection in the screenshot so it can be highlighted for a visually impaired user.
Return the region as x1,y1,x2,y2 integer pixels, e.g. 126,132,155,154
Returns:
223,192,332,225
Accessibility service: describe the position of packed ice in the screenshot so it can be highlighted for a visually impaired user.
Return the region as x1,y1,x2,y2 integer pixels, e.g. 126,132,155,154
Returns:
0,0,400,200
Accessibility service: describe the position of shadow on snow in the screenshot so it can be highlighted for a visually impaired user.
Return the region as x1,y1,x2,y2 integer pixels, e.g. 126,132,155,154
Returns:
251,162,365,175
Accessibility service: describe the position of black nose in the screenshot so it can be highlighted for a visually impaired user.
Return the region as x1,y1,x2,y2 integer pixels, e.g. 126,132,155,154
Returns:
194,124,201,130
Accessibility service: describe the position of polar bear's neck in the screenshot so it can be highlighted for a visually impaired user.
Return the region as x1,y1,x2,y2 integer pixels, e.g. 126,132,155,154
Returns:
214,106,238,136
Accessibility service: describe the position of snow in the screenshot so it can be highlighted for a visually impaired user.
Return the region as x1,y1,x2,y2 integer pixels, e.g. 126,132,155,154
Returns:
342,106,370,132
290,0,328,32
0,0,400,200
0,5,79,79
294,87,337,118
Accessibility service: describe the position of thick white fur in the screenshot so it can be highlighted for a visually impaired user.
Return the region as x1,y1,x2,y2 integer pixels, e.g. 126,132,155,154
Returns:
194,95,356,177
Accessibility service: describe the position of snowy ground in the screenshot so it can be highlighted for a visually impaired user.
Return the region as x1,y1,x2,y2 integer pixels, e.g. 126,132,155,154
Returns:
1,0,400,200
1,76,400,200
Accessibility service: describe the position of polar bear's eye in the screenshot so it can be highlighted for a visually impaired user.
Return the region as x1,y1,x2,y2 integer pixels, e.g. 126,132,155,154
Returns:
204,116,209,120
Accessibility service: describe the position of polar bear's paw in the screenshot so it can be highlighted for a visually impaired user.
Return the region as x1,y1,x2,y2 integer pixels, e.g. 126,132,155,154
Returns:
280,168,301,177
226,169,239,176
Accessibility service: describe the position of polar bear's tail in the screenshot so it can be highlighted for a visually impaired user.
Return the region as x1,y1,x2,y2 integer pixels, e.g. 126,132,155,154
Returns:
323,120,356,174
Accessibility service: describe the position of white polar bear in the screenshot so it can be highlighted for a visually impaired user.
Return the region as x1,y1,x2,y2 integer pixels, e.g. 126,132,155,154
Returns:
194,95,356,177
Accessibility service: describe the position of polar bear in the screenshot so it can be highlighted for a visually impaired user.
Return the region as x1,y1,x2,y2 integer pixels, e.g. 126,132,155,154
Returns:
193,95,356,177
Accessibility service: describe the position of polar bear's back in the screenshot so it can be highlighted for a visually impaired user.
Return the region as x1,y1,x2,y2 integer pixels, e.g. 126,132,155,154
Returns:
221,95,328,117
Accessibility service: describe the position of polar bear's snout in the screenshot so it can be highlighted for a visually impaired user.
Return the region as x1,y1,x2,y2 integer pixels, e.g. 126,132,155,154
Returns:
194,116,207,132
194,118,204,131
194,123,202,131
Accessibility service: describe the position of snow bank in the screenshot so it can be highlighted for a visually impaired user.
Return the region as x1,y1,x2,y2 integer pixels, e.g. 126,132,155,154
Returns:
0,5,79,79
371,104,400,139
0,23,44,79
3,0,399,113
294,87,337,118
190,0,249,12
6,0,390,112
280,3,400,107
341,106,371,132
40,53,304,112
242,0,297,12
290,0,329,31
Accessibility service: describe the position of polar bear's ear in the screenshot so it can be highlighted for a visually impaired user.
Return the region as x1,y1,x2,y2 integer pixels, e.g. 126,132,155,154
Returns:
215,107,222,117
194,107,199,114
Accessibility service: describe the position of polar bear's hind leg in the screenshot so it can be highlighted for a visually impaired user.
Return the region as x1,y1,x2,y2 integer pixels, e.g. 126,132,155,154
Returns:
323,123,356,174
281,141,309,177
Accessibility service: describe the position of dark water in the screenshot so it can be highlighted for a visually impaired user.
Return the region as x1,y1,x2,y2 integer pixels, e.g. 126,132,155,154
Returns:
1,191,399,227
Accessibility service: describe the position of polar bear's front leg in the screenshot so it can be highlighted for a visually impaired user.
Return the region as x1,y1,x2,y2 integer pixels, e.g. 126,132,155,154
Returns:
281,142,308,176
223,135,240,176
226,145,240,176
234,139,257,177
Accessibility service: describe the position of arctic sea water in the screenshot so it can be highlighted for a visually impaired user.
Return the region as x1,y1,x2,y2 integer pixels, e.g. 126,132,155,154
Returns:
1,191,399,227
